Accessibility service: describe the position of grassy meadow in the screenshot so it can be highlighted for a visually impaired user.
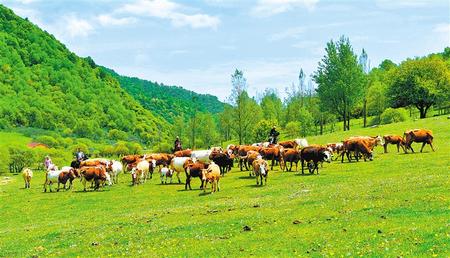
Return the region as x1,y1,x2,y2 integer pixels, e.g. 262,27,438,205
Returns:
0,116,449,257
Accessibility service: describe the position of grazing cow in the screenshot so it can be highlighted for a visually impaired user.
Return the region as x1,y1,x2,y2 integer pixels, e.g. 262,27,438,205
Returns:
341,139,373,163
174,149,192,157
191,150,212,164
22,168,33,189
160,166,174,184
146,153,174,166
383,135,405,153
300,146,332,174
252,158,269,186
282,148,301,172
209,151,233,176
201,162,221,193
170,157,194,183
185,161,208,190
294,138,309,149
259,146,285,170
347,136,384,150
403,129,435,153
79,166,107,191
121,155,142,171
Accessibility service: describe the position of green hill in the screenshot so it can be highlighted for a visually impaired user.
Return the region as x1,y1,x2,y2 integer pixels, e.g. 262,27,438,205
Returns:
0,5,169,144
104,68,224,122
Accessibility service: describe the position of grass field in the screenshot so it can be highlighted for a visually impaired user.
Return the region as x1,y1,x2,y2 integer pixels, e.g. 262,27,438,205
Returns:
0,116,449,257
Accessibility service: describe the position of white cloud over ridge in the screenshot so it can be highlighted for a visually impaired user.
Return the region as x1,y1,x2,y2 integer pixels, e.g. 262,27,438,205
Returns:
119,0,220,29
97,14,137,26
251,0,319,17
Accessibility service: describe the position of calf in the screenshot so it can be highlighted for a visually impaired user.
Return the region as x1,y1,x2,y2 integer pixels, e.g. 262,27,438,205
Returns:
252,158,269,186
57,168,79,191
201,162,221,193
109,160,123,184
300,146,332,174
326,143,344,160
22,168,33,189
43,170,62,192
403,129,434,153
383,135,405,153
184,161,208,190
160,166,174,184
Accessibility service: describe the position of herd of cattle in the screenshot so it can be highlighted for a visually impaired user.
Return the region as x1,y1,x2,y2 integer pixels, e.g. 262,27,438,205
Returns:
21,128,435,194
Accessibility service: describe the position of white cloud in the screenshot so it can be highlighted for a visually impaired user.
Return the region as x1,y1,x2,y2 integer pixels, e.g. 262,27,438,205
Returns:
97,14,137,26
291,40,317,49
433,23,450,34
14,0,39,4
269,26,306,41
64,14,95,38
251,0,319,17
119,0,220,29
376,0,431,9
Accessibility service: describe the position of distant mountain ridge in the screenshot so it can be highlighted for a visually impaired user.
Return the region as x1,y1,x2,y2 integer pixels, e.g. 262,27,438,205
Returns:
0,4,169,144
104,67,225,123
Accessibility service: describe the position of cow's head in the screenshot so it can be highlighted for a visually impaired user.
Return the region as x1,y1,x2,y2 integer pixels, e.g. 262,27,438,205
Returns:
151,159,157,169
201,169,208,181
374,135,385,146
367,151,374,161
321,150,332,163
259,163,267,176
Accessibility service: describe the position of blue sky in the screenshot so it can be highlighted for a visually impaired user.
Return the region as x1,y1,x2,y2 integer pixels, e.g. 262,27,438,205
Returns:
2,0,449,101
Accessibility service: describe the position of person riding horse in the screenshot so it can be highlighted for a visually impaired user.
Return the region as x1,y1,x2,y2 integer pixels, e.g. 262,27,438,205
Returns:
173,136,182,153
268,126,280,144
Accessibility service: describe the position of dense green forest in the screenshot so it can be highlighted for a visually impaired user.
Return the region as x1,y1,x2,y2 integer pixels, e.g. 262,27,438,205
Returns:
104,68,224,123
0,5,173,145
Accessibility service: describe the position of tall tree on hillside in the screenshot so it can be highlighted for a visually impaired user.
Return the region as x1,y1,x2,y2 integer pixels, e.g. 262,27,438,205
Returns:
313,36,366,131
228,69,261,144
388,56,450,118
260,88,283,124
359,48,370,127
218,105,234,142
299,69,306,107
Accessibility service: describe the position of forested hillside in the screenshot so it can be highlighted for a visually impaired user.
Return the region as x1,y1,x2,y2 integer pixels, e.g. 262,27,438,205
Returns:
104,68,224,122
0,5,169,144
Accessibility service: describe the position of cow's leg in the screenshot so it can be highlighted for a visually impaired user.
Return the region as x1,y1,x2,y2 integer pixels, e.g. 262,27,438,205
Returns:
341,152,345,163
409,144,415,153
429,141,435,152
420,142,426,152
177,172,181,184
289,161,293,172
301,160,305,174
383,144,388,153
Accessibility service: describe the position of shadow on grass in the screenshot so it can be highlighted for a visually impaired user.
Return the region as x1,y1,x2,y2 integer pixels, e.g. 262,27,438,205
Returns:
238,175,254,179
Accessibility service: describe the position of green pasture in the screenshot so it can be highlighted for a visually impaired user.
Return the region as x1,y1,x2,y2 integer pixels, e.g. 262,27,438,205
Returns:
0,116,449,257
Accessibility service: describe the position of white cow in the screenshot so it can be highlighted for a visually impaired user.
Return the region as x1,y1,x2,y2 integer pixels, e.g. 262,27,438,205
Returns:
160,166,174,184
132,159,150,184
43,170,63,192
294,138,309,149
170,157,193,184
191,150,212,164
109,160,123,184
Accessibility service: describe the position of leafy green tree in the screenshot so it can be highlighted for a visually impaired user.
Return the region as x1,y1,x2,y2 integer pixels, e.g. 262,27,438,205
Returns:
313,36,366,131
229,69,262,144
253,119,275,142
260,89,283,124
285,121,301,139
388,56,450,118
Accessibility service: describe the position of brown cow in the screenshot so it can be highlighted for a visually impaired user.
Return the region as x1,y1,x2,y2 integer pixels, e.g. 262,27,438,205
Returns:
341,139,373,163
185,161,208,190
121,155,142,166
403,129,434,153
79,166,107,191
57,168,79,191
174,149,192,157
282,148,301,172
278,140,296,149
383,135,405,153
237,145,262,171
146,153,175,178
259,146,285,170
209,151,233,176
252,158,269,185
300,146,332,174
326,143,344,159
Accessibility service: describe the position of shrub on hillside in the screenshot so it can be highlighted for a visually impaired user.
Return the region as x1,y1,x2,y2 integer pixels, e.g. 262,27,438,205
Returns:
36,135,59,148
380,108,408,124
